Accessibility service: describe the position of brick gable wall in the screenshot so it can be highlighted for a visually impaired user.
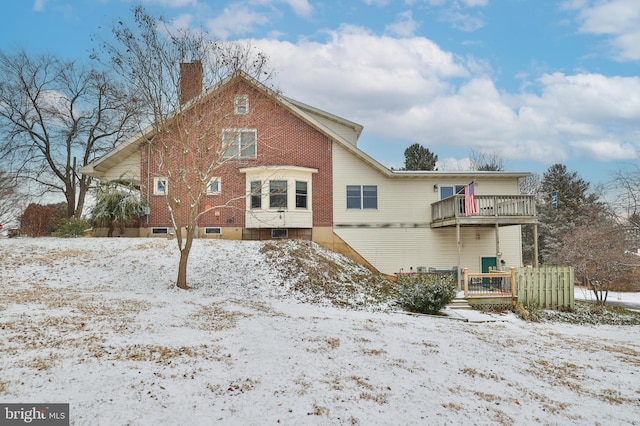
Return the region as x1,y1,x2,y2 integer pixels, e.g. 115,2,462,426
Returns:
140,79,333,231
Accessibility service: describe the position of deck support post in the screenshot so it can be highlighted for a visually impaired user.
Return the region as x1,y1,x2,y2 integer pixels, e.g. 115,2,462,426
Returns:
533,222,539,267
495,222,501,269
456,222,461,290
463,267,469,298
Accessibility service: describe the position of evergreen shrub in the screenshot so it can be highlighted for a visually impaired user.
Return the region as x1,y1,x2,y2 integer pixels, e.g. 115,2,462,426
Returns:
396,273,457,314
52,218,90,237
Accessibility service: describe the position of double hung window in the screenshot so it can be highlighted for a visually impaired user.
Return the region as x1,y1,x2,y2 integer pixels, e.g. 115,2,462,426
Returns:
269,180,288,209
295,181,308,209
250,181,262,209
346,185,377,209
223,129,256,158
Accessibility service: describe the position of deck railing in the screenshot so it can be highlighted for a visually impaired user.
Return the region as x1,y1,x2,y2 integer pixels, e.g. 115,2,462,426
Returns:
462,267,516,298
432,195,536,222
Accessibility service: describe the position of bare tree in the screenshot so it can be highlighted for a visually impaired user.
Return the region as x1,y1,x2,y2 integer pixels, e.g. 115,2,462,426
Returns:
611,165,640,242
0,170,23,229
470,149,506,171
612,165,640,217
98,6,272,289
552,209,637,306
519,173,541,265
0,50,142,218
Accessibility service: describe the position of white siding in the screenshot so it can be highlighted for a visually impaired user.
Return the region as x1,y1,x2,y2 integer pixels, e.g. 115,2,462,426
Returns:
311,115,360,147
332,143,525,275
333,144,437,225
102,151,141,183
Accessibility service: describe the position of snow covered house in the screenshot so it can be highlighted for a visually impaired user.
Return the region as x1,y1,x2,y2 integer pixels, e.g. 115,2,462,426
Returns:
80,63,537,276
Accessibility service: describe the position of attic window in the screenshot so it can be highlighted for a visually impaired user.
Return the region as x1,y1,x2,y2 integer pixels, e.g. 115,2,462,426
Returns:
235,95,248,114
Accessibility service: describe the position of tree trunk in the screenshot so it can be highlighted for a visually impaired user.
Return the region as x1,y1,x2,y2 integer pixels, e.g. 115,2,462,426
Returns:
176,247,190,289
65,186,76,218
107,222,114,238
75,175,90,219
175,224,197,289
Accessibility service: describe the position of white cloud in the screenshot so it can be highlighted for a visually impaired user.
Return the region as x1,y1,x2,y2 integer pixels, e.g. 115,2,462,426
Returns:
163,13,194,34
459,0,488,6
252,25,467,112
436,157,473,170
386,11,420,37
363,0,391,5
141,0,198,7
246,26,639,170
206,4,269,40
438,7,484,32
573,0,640,61
569,139,637,161
250,0,313,18
282,0,313,17
32,0,46,12
535,72,640,122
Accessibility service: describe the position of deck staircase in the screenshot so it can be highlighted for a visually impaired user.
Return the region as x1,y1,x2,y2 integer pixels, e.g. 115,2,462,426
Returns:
447,294,473,310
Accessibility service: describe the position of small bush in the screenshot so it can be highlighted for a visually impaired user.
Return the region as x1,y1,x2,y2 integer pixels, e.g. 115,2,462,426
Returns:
396,273,457,314
20,203,66,237
513,301,542,322
52,218,90,238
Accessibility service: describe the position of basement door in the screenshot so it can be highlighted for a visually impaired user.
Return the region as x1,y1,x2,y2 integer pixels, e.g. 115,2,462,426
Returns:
481,257,497,286
481,257,497,273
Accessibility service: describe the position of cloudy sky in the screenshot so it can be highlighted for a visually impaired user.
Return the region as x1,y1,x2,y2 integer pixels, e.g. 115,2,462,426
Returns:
2,0,640,185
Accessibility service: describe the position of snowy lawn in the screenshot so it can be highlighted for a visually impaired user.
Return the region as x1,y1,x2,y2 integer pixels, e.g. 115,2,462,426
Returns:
1,237,639,425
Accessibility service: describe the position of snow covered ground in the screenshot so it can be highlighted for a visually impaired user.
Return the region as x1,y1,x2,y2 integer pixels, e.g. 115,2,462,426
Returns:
1,237,639,425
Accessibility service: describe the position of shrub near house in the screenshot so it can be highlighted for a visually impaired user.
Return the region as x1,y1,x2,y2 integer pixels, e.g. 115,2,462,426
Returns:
396,273,457,314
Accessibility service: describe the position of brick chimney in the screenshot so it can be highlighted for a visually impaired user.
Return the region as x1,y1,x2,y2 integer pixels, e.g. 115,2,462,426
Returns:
179,61,203,105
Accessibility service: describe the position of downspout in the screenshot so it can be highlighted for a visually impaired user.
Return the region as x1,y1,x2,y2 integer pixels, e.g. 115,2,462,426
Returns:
146,140,151,226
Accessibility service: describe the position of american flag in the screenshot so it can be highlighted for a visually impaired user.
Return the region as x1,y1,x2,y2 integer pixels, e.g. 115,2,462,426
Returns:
464,181,477,216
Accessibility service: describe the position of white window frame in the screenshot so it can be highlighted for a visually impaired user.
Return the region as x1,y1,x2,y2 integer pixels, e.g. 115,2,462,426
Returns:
346,185,378,209
250,180,262,210
204,227,222,235
234,95,248,115
223,129,257,159
295,180,308,209
151,227,169,235
269,180,288,209
206,177,221,195
153,177,168,195
439,185,466,200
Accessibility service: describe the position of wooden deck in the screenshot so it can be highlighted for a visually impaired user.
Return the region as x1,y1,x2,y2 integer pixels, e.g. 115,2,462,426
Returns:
431,195,537,228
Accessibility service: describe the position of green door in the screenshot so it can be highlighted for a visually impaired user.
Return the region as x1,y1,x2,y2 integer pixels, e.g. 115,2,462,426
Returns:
481,257,497,273
481,257,497,287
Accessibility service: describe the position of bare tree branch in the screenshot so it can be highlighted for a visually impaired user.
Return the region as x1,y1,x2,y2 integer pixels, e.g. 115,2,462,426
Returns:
97,6,274,289
0,49,143,218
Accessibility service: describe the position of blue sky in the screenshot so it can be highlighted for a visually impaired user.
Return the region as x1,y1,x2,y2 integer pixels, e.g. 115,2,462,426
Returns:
2,0,640,188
